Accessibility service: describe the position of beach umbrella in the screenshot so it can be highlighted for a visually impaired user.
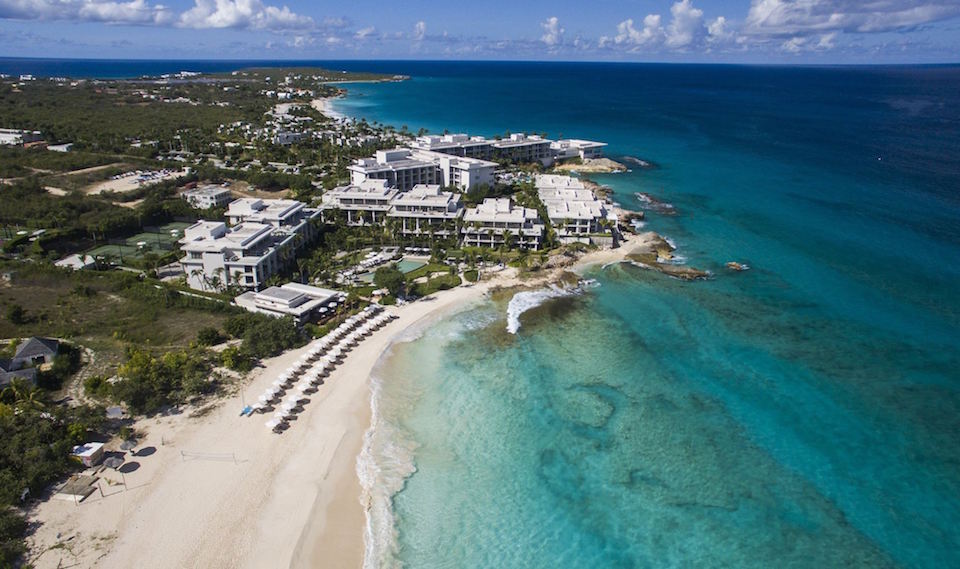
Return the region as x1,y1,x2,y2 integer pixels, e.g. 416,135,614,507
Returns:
119,439,137,453
265,418,281,430
104,456,124,470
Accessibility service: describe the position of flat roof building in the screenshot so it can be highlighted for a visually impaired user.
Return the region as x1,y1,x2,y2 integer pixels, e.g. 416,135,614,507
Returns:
320,179,400,226
462,198,545,250
183,185,233,210
234,282,345,324
535,174,611,243
388,184,464,236
0,129,42,146
550,139,607,161
180,198,320,292
348,149,439,192
348,147,496,191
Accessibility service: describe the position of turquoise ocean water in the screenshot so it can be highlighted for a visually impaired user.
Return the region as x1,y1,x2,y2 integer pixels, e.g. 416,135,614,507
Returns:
338,63,960,569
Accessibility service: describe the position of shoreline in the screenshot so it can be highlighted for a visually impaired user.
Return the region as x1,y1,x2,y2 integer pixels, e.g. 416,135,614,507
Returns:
310,96,346,121
25,267,550,568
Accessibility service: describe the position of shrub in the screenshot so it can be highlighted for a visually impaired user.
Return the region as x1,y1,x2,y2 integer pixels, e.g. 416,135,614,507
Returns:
196,327,224,347
464,269,479,283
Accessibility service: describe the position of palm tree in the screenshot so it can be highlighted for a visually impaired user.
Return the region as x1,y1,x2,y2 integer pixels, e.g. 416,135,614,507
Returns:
2,378,44,411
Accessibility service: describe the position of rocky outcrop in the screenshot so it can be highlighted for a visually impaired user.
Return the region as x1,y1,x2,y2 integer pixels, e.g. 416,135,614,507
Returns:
552,158,627,173
626,232,710,281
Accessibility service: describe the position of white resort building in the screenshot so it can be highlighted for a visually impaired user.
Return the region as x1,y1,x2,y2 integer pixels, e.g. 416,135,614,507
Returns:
462,198,545,250
179,198,320,291
348,148,495,191
234,282,345,324
413,132,606,167
535,175,613,243
348,149,439,191
182,185,233,209
320,179,399,226
550,139,608,161
388,184,464,236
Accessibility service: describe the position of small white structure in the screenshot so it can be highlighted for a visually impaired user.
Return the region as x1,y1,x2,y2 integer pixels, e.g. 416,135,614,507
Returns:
320,179,399,226
0,128,42,146
48,142,74,153
234,283,345,324
550,139,607,161
462,198,545,250
71,442,105,467
55,253,97,271
388,184,464,236
182,185,233,209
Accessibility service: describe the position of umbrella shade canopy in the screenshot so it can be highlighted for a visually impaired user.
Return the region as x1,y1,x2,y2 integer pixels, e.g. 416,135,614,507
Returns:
265,418,281,429
104,456,125,469
119,439,137,451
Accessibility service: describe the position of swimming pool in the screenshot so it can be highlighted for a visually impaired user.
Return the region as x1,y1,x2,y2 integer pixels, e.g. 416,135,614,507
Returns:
357,258,427,284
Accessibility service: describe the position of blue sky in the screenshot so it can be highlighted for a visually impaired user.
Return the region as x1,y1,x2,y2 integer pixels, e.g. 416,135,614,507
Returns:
0,0,958,63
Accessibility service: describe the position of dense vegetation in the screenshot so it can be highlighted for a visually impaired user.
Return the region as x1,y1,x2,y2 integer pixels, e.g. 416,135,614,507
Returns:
0,383,105,566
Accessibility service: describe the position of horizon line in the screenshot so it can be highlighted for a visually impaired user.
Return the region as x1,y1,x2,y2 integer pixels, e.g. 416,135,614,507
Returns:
0,56,958,68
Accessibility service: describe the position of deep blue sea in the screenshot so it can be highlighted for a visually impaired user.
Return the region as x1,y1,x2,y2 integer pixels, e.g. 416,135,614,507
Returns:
7,59,959,568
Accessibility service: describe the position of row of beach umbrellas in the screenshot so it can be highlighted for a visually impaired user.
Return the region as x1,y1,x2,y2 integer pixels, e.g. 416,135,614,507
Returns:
262,305,398,432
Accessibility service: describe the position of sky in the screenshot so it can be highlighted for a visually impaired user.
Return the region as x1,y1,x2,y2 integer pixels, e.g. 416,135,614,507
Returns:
0,0,958,63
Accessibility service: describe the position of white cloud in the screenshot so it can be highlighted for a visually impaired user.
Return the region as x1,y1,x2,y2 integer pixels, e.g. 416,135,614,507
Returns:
0,0,173,24
540,16,564,46
665,0,704,48
354,26,376,39
613,15,664,46
746,0,960,36
413,20,426,41
178,0,314,31
707,16,733,44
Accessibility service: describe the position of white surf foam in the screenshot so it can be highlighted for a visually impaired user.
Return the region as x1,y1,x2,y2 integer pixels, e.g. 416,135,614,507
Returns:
358,373,419,569
506,285,582,335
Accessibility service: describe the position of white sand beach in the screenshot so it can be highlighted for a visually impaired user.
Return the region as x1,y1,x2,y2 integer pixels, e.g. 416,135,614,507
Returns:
26,238,641,569
311,97,346,121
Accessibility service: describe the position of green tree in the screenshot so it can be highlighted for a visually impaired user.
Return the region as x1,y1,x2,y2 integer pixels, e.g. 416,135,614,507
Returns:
373,264,405,297
5,305,26,325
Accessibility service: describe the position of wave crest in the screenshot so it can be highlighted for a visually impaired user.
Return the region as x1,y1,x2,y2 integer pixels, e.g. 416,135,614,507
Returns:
506,281,597,334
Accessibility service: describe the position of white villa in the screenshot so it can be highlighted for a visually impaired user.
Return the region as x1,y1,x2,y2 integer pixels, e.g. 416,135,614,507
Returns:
179,198,320,291
535,175,613,243
234,282,345,324
182,185,233,209
388,184,464,236
462,198,545,250
320,179,400,226
347,148,495,191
